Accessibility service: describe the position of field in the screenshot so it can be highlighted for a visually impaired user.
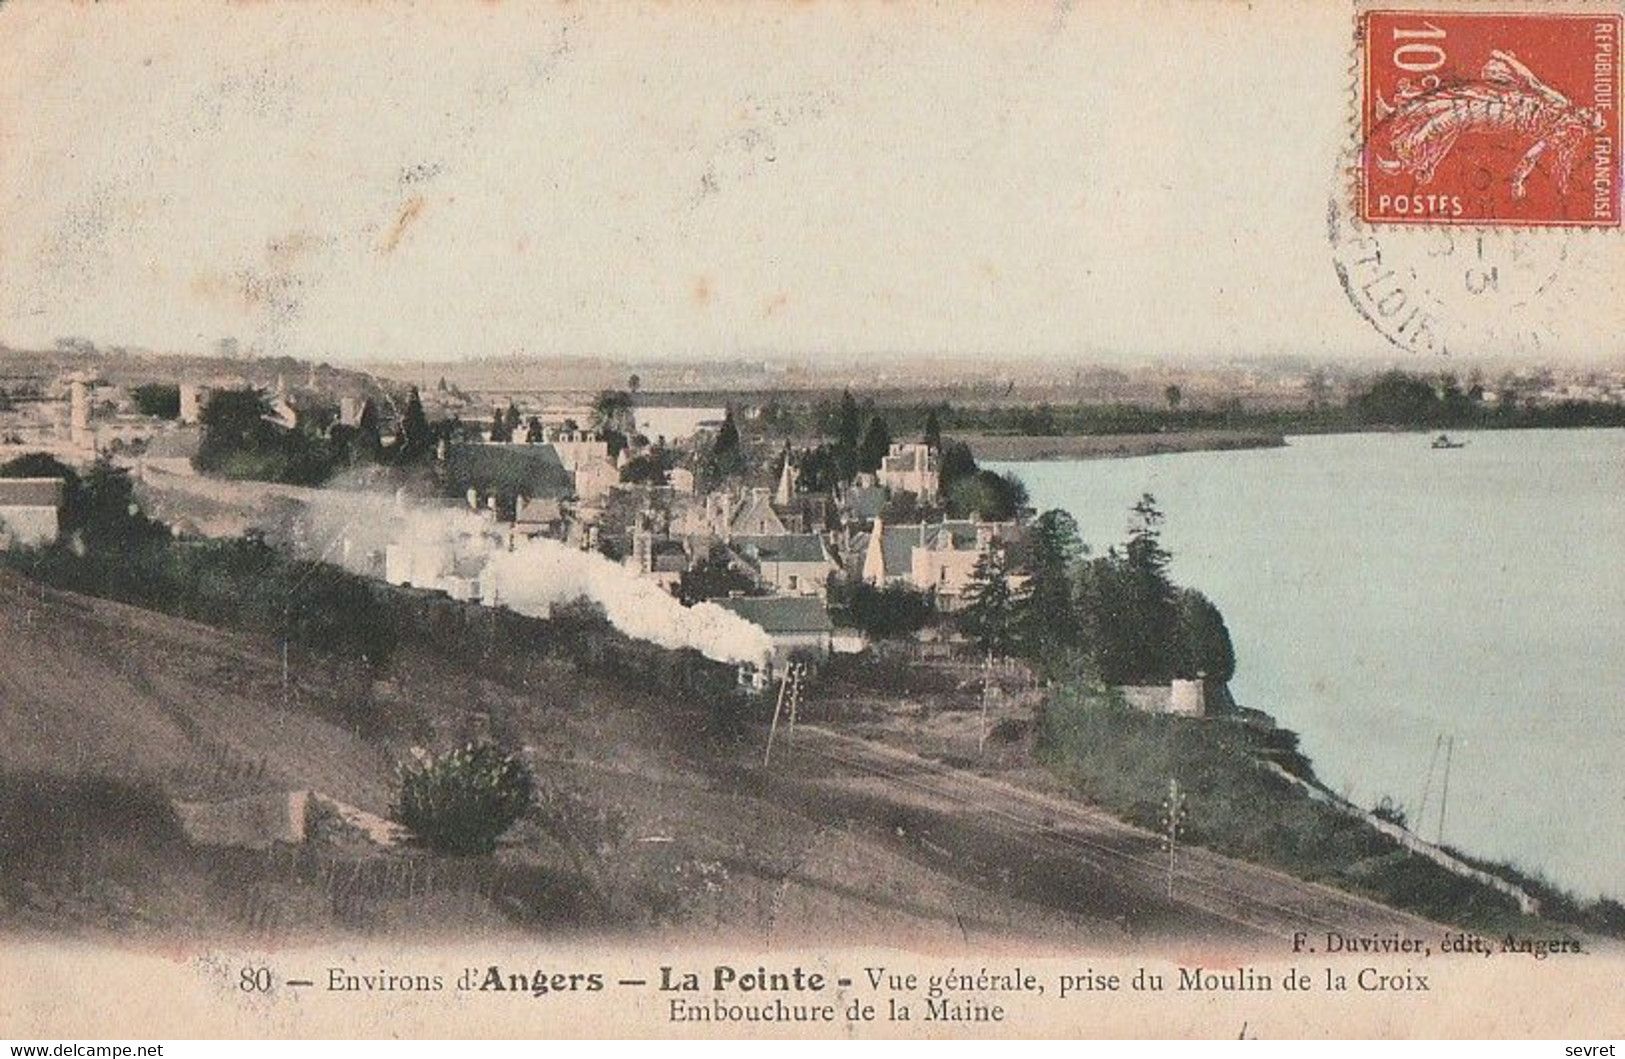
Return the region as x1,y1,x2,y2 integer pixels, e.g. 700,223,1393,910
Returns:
963,431,1286,462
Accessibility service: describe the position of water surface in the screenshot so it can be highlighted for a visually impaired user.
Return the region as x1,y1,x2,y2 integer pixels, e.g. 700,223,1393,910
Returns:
995,429,1625,899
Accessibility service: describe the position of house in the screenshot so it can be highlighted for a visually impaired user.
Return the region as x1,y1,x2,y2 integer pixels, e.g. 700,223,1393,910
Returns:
728,488,789,536
0,478,64,549
266,375,299,431
855,517,1019,608
572,457,621,503
443,443,574,505
628,529,689,593
511,495,566,540
179,383,206,425
730,533,838,597
855,517,918,586
548,429,611,471
841,479,889,524
135,426,202,478
877,442,939,502
672,488,793,542
714,594,835,670
1120,678,1208,718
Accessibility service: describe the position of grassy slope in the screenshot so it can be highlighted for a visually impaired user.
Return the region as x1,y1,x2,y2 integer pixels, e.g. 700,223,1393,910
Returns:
1037,681,1624,939
0,569,1101,947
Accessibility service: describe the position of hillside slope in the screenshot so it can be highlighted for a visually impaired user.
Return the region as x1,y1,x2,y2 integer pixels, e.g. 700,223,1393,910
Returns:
0,570,1133,948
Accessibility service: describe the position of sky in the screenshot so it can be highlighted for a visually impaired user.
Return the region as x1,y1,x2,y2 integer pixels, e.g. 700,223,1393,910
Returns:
0,1,1620,366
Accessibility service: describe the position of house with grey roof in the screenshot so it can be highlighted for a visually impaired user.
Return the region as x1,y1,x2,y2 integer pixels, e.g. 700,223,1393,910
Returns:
713,594,835,669
730,533,839,598
855,516,1020,609
0,478,64,550
443,443,574,505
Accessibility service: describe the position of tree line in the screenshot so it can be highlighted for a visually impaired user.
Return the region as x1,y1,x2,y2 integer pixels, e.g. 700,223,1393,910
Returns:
958,496,1235,688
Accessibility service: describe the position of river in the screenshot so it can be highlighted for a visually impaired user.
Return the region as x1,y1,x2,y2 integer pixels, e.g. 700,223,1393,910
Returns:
993,428,1625,900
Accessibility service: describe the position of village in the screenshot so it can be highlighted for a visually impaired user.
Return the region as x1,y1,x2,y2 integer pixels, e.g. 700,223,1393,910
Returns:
0,358,1222,720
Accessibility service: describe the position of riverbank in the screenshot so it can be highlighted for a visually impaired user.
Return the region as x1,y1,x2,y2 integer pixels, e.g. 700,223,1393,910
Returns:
995,428,1625,907
965,429,1286,462
1035,679,1624,939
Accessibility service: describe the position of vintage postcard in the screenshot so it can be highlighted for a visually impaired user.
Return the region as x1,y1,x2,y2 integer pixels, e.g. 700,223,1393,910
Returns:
0,0,1622,1042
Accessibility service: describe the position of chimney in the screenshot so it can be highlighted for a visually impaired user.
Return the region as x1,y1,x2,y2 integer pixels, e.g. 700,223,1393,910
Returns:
863,516,886,584
69,379,92,449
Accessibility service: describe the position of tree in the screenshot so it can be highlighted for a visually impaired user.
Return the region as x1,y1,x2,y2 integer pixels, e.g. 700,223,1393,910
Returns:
1066,495,1189,684
858,415,892,473
1019,509,1084,657
1175,588,1236,683
1353,370,1438,426
923,408,943,450
940,441,977,490
619,452,669,485
796,444,840,493
715,408,740,456
831,581,934,639
628,373,641,394
960,548,1020,656
503,402,522,436
489,407,512,443
194,388,278,471
593,390,635,434
399,386,432,457
702,408,744,482
946,469,1027,522
350,399,382,460
1164,384,1182,412
393,743,534,856
1016,403,1058,436
678,544,758,604
1306,368,1332,410
834,388,862,480
130,384,181,419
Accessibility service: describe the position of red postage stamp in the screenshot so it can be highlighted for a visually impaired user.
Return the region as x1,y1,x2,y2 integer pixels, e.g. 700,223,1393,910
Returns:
1360,9,1622,226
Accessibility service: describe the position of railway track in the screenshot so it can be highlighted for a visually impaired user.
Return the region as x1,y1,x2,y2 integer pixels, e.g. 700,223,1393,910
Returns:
788,725,1441,944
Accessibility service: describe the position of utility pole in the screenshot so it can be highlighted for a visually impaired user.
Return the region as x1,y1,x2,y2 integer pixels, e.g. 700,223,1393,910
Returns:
785,664,804,751
1437,735,1455,845
1416,733,1443,836
1160,777,1187,899
978,651,993,756
763,666,791,769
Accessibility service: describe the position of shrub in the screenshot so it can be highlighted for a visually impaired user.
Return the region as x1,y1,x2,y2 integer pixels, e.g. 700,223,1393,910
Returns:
393,743,534,856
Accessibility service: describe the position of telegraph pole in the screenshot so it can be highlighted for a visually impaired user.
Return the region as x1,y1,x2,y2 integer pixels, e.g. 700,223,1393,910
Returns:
785,664,804,751
1160,778,1187,899
1437,735,1455,845
978,651,993,756
763,666,791,768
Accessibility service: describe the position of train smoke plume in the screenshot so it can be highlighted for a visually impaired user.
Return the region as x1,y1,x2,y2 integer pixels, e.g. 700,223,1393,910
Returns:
306,489,772,668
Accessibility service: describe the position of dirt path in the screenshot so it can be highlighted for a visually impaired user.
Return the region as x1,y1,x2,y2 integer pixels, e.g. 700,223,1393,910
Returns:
769,725,1440,946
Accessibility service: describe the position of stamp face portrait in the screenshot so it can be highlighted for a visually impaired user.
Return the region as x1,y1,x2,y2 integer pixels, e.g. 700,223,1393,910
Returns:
1360,10,1622,227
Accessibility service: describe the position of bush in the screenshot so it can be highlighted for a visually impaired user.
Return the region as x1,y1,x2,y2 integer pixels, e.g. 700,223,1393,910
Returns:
830,581,934,639
393,743,534,856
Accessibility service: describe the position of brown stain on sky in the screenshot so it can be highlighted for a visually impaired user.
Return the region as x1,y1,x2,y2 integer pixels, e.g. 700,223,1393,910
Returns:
762,291,789,318
380,195,425,255
189,269,254,313
693,275,712,307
